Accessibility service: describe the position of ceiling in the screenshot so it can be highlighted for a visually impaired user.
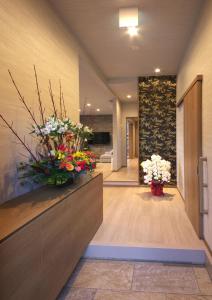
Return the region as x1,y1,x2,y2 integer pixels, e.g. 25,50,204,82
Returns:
79,58,114,115
49,0,203,113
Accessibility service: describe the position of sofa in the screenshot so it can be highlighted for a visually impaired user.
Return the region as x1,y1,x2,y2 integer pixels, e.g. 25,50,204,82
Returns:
100,150,113,163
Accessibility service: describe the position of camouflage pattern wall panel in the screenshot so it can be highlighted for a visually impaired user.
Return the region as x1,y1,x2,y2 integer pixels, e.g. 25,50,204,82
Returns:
138,76,176,184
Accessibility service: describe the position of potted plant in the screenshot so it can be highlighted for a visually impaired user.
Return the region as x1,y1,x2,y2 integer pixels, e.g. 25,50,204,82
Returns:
141,154,171,196
0,66,96,187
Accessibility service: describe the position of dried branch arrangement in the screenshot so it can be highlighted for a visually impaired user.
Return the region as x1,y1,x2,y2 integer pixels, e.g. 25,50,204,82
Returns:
0,66,95,186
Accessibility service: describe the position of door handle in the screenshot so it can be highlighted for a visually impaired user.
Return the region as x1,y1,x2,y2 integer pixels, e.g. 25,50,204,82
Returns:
199,156,208,215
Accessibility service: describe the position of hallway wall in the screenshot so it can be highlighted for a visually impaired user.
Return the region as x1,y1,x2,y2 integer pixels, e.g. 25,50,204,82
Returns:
121,102,138,166
138,76,176,184
112,99,122,171
177,0,212,250
0,0,79,203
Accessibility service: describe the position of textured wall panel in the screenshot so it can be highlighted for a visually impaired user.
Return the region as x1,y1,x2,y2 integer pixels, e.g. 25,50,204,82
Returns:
138,76,176,184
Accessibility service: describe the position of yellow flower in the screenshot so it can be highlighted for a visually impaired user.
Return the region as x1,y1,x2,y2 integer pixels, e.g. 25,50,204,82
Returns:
57,152,65,160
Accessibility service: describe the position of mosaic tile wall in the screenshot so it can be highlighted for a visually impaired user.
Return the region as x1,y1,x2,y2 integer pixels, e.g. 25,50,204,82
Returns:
138,76,176,184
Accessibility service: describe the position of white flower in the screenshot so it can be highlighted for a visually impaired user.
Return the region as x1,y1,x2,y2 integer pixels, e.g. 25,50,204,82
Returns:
141,154,171,183
34,126,41,135
50,150,55,156
41,127,50,135
57,127,65,133
76,123,83,129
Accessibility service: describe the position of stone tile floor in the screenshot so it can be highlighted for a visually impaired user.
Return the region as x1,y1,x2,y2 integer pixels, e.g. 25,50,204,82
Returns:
57,259,212,300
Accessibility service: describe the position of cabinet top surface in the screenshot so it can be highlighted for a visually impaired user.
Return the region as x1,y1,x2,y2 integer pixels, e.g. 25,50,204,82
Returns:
0,172,102,243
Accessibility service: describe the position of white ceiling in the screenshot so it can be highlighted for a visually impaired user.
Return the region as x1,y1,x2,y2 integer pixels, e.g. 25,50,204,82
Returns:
49,0,203,113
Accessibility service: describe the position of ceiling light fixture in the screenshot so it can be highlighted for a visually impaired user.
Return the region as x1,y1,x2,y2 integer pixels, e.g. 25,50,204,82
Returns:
155,68,161,73
96,108,100,112
119,7,138,28
78,109,81,112
86,103,91,107
119,7,139,37
126,94,132,99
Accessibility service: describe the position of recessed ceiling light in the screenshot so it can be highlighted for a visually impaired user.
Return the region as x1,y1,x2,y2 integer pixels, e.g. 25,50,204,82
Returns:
127,94,132,99
127,26,139,37
96,108,100,112
86,103,91,107
155,68,161,73
119,8,138,28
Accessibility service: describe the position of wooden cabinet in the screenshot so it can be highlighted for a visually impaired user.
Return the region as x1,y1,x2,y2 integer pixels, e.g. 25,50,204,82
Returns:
0,173,103,300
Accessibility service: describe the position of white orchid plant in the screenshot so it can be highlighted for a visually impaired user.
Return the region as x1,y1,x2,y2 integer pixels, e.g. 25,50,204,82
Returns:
141,154,171,185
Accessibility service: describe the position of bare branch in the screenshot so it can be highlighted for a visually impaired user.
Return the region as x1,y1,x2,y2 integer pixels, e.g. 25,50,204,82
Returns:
0,113,38,163
48,80,57,117
33,65,45,125
62,92,67,118
59,80,63,118
8,69,41,133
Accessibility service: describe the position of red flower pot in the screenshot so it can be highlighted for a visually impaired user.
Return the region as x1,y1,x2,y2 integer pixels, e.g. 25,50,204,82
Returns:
150,181,164,196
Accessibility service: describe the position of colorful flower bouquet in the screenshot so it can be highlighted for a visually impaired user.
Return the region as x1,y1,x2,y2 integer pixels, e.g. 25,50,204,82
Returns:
0,66,96,186
141,154,171,196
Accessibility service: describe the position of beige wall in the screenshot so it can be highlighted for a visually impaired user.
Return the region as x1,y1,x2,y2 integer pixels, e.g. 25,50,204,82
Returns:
0,0,79,203
177,0,212,249
121,102,139,166
112,99,122,171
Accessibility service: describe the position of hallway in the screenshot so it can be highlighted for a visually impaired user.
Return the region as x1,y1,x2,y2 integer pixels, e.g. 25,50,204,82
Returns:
1,1,212,299
91,186,205,249
96,159,138,182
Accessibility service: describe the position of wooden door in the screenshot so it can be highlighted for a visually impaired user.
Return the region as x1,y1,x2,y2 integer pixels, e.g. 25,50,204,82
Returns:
184,79,202,237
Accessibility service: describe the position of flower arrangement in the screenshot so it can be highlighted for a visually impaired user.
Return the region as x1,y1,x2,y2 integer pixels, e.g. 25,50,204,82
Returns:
0,66,96,186
141,154,171,196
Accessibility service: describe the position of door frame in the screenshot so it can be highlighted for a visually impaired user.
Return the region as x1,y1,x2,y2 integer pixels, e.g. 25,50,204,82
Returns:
126,117,139,182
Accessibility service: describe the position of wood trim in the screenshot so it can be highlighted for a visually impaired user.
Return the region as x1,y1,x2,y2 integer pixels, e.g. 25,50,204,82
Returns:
176,75,203,107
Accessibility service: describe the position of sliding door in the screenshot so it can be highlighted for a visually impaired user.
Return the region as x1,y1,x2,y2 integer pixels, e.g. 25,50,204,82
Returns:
184,79,202,237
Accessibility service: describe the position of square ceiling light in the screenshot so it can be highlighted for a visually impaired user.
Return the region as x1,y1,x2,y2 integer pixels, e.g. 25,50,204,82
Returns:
119,7,138,28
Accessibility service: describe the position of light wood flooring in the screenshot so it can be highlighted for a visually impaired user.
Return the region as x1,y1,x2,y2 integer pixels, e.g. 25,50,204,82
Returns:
91,186,206,251
96,158,138,182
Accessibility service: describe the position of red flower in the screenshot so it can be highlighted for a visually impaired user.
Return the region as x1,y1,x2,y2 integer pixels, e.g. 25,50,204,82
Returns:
91,163,96,169
77,160,86,170
57,144,68,152
59,161,66,169
66,155,73,161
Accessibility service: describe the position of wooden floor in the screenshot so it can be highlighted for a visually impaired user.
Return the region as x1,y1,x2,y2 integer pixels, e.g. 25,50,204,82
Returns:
92,186,206,250
96,158,138,182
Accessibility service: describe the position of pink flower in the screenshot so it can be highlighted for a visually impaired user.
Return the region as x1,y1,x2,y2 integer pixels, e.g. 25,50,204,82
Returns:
75,166,81,172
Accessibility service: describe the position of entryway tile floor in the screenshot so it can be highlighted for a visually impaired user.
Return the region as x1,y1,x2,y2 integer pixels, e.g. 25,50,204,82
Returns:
57,259,212,300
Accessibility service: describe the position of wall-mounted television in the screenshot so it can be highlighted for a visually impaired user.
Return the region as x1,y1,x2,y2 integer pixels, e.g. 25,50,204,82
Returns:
89,132,110,145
